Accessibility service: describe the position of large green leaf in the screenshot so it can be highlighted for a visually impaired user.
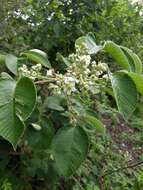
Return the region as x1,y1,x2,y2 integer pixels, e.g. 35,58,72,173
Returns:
51,126,89,177
126,72,143,95
120,46,142,74
75,36,102,55
27,117,54,150
5,54,18,75
0,77,36,149
120,47,135,72
22,49,51,68
0,79,23,148
15,77,37,121
104,41,130,70
110,72,137,120
132,53,142,74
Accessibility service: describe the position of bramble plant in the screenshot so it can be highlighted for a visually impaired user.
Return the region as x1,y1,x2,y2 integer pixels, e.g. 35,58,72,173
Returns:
0,35,142,181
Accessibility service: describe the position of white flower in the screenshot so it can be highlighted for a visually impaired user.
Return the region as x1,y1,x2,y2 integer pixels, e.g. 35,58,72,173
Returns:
91,61,97,65
85,55,91,65
31,123,42,131
18,64,28,72
95,71,103,76
56,80,61,85
49,154,54,160
102,74,108,80
97,62,108,71
83,68,90,75
64,76,78,84
31,64,42,71
79,55,91,65
46,69,54,76
22,64,28,70
31,71,37,77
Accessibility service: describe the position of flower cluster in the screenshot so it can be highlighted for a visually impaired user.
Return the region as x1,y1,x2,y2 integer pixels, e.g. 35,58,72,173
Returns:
18,64,42,80
18,47,109,96
18,47,109,125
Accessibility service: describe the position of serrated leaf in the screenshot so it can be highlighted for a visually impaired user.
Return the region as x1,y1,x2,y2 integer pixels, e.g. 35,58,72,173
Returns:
51,126,89,176
5,54,18,75
0,77,37,149
110,72,137,120
104,41,130,70
22,49,51,68
75,36,102,55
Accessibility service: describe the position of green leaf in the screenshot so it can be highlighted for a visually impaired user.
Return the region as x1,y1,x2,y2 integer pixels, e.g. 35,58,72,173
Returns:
27,117,54,150
0,54,5,64
15,77,37,121
51,126,89,176
110,72,137,120
104,41,130,70
132,53,142,74
56,53,70,67
75,36,102,55
120,46,142,74
82,115,105,134
120,46,135,72
5,54,18,75
0,79,24,148
126,72,143,95
0,77,37,149
43,95,65,112
22,49,51,68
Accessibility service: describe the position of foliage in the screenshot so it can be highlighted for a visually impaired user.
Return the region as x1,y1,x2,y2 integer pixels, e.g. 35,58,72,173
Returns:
0,34,142,189
0,0,142,58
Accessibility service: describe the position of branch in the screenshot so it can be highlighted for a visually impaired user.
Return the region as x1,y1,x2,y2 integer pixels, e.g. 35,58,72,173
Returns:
102,160,143,178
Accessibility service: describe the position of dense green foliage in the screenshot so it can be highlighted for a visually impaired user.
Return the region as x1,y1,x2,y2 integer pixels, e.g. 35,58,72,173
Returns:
0,0,143,56
0,0,143,190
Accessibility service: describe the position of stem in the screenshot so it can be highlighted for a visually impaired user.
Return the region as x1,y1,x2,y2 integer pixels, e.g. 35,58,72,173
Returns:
35,80,49,85
72,176,84,190
35,78,56,84
102,160,143,178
